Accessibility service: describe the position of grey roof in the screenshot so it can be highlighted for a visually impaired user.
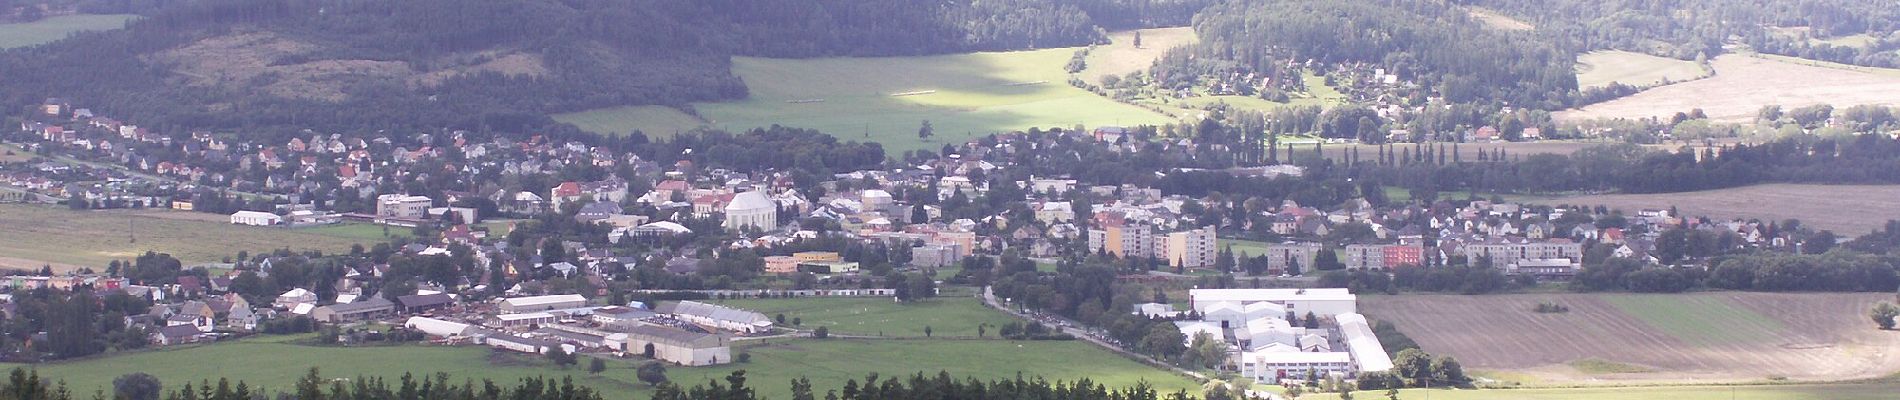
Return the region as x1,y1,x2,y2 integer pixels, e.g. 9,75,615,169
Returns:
659,301,769,325
324,297,395,315
155,324,201,340
622,324,725,349
397,293,455,309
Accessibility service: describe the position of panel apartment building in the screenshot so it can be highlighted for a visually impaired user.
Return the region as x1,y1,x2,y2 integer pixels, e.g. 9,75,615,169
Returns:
1088,223,1218,268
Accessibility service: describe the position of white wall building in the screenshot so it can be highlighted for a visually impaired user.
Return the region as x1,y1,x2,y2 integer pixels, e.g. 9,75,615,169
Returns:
230,211,282,226
498,294,589,314
1189,288,1357,317
723,191,777,232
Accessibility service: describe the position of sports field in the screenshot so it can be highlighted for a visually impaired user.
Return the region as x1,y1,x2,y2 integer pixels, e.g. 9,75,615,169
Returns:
1536,184,1900,236
1575,50,1708,89
713,297,1020,337
7,335,1196,400
551,105,706,138
0,14,137,49
1362,292,1900,384
0,204,367,273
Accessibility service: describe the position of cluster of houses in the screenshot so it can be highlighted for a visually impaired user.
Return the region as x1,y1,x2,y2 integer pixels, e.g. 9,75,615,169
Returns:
1135,288,1390,384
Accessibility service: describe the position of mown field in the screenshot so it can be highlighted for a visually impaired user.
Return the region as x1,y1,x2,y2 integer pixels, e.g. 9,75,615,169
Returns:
5,334,1197,400
0,14,137,49
1575,50,1708,89
1535,184,1900,236
1081,27,1198,85
293,222,413,242
1559,54,1900,122
0,204,367,273
712,297,1019,337
701,49,1171,153
1362,293,1900,384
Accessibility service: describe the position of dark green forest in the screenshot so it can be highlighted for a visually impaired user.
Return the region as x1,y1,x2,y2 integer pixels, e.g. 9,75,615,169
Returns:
0,0,1209,142
1459,0,1900,67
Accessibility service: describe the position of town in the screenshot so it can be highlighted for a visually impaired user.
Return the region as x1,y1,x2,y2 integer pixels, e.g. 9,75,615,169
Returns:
4,95,1877,398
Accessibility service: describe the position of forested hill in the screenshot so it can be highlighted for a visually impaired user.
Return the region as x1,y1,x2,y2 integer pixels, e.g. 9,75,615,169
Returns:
1179,0,1579,109
0,0,1210,142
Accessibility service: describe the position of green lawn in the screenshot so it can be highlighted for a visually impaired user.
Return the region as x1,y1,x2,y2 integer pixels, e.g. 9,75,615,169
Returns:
7,336,1196,400
1298,383,1900,400
551,105,707,138
0,143,35,163
1575,50,1709,89
0,14,138,49
1601,294,1784,346
295,222,411,243
681,338,1200,399
685,49,1174,154
0,205,369,273
712,297,1021,337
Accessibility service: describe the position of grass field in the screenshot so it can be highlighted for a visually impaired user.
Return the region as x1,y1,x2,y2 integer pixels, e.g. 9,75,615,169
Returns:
8,335,1197,400
685,338,1200,398
1296,382,1900,400
1535,184,1900,236
1467,7,1533,31
0,204,369,273
1575,50,1708,89
0,14,137,49
1559,54,1900,122
682,49,1173,153
1081,27,1197,85
0,143,34,163
1362,293,1900,384
294,222,412,242
551,105,707,137
712,297,1020,337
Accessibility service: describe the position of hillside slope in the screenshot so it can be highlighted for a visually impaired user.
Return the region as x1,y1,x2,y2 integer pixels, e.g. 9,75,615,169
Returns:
0,0,1209,142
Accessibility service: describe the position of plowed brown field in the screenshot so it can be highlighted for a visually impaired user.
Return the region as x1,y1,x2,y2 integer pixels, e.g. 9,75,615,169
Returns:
1362,292,1900,383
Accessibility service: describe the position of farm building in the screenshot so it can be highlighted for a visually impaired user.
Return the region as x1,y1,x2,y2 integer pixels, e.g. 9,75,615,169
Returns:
1189,288,1357,317
276,288,317,309
397,293,456,313
538,324,628,350
592,306,656,325
494,312,557,328
151,324,207,346
230,211,282,226
499,294,588,314
485,334,574,355
620,324,732,366
659,301,773,333
310,297,395,323
404,317,474,338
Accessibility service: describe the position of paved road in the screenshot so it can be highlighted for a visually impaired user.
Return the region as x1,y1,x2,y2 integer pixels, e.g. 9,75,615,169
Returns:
980,286,1209,381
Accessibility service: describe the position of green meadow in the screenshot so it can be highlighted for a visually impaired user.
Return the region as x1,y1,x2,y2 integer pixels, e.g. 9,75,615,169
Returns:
560,48,1173,153
0,14,137,49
